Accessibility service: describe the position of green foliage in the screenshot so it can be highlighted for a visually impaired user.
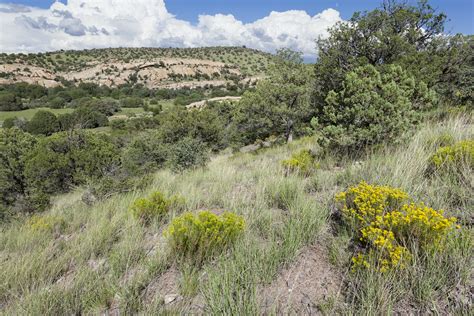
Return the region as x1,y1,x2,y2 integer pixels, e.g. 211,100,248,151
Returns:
25,131,120,194
57,112,76,130
130,191,185,224
164,211,245,265
281,149,319,176
79,98,121,116
0,128,37,213
120,97,144,108
314,64,437,151
314,0,447,103
0,91,23,111
49,97,66,109
429,140,473,180
121,131,169,174
27,110,60,135
28,214,66,233
168,137,209,172
72,107,108,129
2,117,16,129
234,49,312,144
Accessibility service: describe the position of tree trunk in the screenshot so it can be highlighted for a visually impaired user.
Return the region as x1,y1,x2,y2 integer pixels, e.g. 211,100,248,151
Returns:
285,120,294,143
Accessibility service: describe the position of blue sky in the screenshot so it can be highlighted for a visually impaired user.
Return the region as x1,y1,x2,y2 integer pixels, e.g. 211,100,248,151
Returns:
2,0,472,34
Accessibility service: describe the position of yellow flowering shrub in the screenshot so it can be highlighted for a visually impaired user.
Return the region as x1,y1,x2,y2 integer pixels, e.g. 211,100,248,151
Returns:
281,149,319,176
130,191,185,224
336,182,459,273
335,181,408,230
28,214,66,233
430,139,474,171
164,211,245,264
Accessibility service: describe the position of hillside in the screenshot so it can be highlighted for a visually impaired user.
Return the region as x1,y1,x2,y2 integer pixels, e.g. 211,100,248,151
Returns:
0,114,471,314
0,47,273,89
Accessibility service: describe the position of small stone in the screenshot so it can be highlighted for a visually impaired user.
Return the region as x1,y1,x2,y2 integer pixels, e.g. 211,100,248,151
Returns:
164,294,181,304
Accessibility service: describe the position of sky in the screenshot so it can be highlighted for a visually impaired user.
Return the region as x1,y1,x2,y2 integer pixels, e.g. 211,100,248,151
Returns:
0,0,472,56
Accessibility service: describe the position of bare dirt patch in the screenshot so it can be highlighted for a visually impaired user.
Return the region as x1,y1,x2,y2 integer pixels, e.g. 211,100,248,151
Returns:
260,243,343,315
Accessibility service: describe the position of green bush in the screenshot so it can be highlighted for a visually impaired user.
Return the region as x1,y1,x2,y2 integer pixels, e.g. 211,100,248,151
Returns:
109,118,127,130
314,64,437,152
0,128,38,213
0,91,23,111
25,131,120,194
168,137,209,172
130,191,185,224
122,131,169,174
28,214,66,233
72,107,108,129
120,97,144,108
281,149,319,176
164,211,245,265
27,110,60,135
49,97,66,109
2,117,16,129
429,140,473,178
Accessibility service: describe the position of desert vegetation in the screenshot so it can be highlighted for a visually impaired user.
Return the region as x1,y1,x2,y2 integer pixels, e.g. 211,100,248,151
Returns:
0,0,472,314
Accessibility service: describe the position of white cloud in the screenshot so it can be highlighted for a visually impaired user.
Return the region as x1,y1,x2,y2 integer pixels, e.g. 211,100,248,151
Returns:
0,0,342,56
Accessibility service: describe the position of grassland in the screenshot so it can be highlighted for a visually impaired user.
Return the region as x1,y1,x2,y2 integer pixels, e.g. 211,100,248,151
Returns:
0,107,74,121
0,114,472,314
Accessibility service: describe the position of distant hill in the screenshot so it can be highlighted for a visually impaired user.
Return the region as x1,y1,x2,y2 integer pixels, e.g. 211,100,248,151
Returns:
0,47,274,89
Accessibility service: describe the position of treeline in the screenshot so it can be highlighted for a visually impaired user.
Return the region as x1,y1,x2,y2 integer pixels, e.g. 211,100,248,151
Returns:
0,81,250,111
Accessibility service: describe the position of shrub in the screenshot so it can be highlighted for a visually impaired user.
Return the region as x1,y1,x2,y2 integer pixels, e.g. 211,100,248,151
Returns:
57,112,76,130
426,133,456,148
122,132,169,174
28,214,66,233
0,91,23,111
281,149,319,176
2,117,16,129
25,131,120,194
164,211,245,265
109,118,127,130
335,181,408,230
168,137,209,172
0,128,37,213
120,97,143,108
49,97,66,109
130,191,185,224
314,64,437,152
27,110,60,135
72,107,108,128
429,140,473,173
335,182,459,273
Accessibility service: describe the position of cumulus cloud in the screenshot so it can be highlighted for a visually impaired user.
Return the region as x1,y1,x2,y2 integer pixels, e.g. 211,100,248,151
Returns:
0,0,342,56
